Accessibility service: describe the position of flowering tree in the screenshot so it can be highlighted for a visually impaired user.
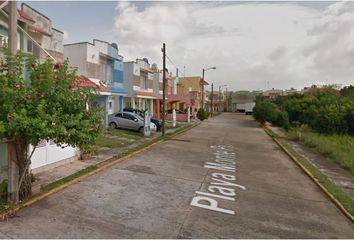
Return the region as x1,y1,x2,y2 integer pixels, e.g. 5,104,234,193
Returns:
0,50,103,202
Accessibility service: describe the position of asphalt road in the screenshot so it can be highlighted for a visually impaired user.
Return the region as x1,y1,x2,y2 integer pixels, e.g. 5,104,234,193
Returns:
0,113,353,238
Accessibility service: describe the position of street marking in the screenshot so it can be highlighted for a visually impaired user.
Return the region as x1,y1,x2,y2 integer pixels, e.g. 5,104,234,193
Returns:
190,144,246,215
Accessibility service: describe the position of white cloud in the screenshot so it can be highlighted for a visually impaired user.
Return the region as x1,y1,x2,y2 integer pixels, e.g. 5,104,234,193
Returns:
112,1,354,91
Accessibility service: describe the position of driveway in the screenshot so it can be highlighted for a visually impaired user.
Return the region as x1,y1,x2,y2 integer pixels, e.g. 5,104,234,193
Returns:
0,113,353,238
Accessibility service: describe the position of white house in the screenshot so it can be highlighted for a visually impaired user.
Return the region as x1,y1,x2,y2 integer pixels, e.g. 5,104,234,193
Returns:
64,39,126,127
123,58,156,114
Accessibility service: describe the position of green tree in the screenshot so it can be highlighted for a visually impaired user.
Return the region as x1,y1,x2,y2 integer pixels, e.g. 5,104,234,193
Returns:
253,100,279,124
0,51,103,202
340,85,354,99
197,108,208,121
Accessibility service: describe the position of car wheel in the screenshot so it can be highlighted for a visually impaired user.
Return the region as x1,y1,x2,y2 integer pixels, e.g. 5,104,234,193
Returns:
139,127,144,133
109,122,117,129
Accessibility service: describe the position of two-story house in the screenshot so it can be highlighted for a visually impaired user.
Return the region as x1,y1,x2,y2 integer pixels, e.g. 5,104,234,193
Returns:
0,3,77,176
176,76,206,116
19,3,64,62
64,39,126,127
123,58,156,115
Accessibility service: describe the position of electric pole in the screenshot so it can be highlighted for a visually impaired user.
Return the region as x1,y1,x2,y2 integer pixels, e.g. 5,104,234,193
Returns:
211,83,214,117
8,1,17,55
162,43,166,136
226,87,228,112
219,86,221,112
8,0,19,203
201,68,205,109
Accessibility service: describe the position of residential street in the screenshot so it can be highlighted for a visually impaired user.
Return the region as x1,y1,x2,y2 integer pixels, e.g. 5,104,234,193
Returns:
0,113,353,238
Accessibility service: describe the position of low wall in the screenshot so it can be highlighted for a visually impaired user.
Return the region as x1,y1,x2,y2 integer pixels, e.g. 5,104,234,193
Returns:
166,113,189,122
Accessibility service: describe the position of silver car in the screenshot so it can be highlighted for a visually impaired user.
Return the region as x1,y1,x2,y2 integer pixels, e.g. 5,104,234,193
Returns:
127,111,157,132
108,112,157,133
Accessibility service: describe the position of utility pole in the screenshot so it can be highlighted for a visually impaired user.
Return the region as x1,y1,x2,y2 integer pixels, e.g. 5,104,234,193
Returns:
8,1,17,55
226,87,228,112
211,83,214,117
162,43,166,136
8,0,19,203
201,68,205,109
219,86,221,112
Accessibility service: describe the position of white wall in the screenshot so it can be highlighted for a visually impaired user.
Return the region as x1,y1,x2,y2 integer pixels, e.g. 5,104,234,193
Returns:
64,43,88,76
123,62,134,97
86,40,108,64
30,141,78,171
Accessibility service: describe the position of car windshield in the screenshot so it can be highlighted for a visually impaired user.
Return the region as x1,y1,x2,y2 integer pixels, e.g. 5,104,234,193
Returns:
136,114,144,121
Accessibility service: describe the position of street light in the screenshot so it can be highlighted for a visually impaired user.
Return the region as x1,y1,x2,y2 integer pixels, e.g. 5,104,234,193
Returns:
202,66,216,109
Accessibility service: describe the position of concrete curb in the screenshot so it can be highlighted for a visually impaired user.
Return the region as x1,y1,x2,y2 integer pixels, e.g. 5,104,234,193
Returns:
0,122,200,220
264,128,354,224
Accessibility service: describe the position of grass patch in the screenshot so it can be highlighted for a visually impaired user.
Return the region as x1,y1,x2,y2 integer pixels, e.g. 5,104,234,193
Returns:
115,123,197,159
165,121,180,130
265,128,354,218
95,129,144,149
0,199,9,212
41,165,98,192
288,126,354,176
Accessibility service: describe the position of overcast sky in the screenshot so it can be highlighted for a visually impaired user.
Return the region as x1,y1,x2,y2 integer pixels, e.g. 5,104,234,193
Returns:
22,1,354,91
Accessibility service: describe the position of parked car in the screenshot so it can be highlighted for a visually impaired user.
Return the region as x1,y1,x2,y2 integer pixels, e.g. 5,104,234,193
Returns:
108,112,145,132
108,112,157,133
123,108,162,131
134,113,157,132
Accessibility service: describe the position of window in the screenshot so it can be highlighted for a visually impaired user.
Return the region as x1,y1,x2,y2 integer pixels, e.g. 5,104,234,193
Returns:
27,40,40,59
0,35,8,47
100,57,114,84
115,113,123,118
141,73,148,89
123,113,136,121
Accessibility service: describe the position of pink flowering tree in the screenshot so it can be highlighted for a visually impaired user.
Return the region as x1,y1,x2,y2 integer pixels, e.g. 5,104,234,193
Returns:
0,50,103,202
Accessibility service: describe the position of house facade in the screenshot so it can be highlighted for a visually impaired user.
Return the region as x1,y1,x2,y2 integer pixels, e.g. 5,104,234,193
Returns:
0,2,29,51
19,3,64,62
177,76,205,115
152,65,164,119
123,58,156,116
0,3,77,177
64,39,126,127
230,91,255,112
262,88,284,100
205,91,223,113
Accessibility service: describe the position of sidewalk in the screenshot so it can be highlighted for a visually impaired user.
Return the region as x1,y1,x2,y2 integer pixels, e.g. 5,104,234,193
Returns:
32,123,195,195
270,126,354,200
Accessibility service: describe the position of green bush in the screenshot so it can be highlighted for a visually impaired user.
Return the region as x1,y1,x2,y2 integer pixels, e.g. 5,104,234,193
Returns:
253,100,280,124
275,111,290,130
345,107,354,135
310,104,348,134
197,108,208,121
0,179,7,193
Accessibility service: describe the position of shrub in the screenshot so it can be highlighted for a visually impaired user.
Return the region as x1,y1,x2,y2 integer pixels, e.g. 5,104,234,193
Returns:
310,104,348,134
274,110,290,130
197,108,208,121
345,107,354,135
253,100,279,124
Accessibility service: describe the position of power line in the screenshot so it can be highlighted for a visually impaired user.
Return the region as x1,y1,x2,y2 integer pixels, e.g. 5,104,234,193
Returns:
166,54,185,77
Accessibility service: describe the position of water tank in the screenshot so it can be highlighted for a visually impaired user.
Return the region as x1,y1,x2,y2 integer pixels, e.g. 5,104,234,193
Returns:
111,43,118,50
142,58,149,64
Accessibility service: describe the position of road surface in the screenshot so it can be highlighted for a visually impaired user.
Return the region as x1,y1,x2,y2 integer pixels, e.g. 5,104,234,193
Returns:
0,113,353,238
